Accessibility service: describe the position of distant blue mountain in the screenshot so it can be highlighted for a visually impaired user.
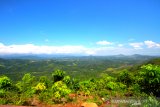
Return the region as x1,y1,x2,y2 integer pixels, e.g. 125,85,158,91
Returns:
0,53,158,59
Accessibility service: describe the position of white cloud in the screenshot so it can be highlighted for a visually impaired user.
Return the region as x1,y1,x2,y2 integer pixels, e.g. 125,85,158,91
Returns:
96,40,113,45
86,47,134,55
129,42,143,49
118,44,123,47
0,41,159,56
0,43,5,47
0,43,87,55
144,40,160,48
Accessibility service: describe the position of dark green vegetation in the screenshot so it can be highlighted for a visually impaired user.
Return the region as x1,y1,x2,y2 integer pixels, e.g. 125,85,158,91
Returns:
0,55,157,81
0,55,160,106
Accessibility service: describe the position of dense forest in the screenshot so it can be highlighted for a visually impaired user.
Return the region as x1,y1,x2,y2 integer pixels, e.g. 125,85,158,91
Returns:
0,55,157,81
0,55,160,106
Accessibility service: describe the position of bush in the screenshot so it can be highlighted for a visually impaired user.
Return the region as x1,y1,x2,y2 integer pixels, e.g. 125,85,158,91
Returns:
52,69,66,82
70,78,80,91
142,96,160,107
79,80,97,95
16,73,35,93
106,81,119,90
35,83,46,93
129,83,141,95
138,64,160,96
101,74,116,82
39,76,50,88
63,76,71,85
52,81,71,101
0,89,6,97
0,76,12,89
117,69,134,87
38,90,53,104
0,98,7,104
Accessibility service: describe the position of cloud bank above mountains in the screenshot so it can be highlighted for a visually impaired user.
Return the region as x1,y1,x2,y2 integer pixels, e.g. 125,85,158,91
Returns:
0,40,160,56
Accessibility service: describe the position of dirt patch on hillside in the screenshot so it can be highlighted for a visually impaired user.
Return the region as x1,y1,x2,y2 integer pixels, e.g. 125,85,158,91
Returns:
0,93,121,107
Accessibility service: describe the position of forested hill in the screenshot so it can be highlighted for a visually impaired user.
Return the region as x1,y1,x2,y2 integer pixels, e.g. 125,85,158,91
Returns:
0,55,158,81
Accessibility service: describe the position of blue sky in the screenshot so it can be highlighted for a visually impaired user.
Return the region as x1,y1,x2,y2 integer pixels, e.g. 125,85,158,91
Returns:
0,0,160,55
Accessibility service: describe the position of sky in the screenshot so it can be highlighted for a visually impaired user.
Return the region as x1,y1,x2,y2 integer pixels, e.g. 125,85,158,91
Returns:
0,0,160,55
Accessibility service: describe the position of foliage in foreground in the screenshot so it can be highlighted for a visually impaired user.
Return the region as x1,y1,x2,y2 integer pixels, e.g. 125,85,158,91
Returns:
0,64,159,106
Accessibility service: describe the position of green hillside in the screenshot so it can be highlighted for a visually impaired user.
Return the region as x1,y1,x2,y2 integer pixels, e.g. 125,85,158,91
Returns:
0,55,156,81
0,56,160,106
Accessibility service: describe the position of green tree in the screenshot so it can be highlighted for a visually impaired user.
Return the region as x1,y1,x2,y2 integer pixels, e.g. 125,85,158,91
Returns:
142,96,160,107
16,73,35,92
52,81,71,102
79,80,97,95
15,73,36,105
138,64,160,96
35,83,46,93
0,76,11,89
63,76,71,85
52,69,66,82
70,78,80,91
117,69,134,87
39,76,50,88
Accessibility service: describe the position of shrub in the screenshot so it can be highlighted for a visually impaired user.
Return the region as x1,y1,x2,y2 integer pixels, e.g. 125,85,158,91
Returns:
70,78,80,91
117,69,134,87
101,74,116,82
16,73,35,92
35,83,46,93
79,80,97,95
138,64,160,96
63,76,71,85
52,81,71,101
142,96,160,107
0,76,11,89
129,83,141,95
52,69,66,82
0,98,7,104
38,89,53,104
39,76,50,88
0,89,6,97
106,81,119,90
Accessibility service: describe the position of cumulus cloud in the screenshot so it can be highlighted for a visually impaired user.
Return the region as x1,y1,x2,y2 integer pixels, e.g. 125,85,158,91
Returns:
129,42,144,49
144,40,160,48
0,43,131,55
96,40,113,45
118,44,123,47
88,47,135,55
0,43,5,47
0,43,87,55
0,41,160,56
